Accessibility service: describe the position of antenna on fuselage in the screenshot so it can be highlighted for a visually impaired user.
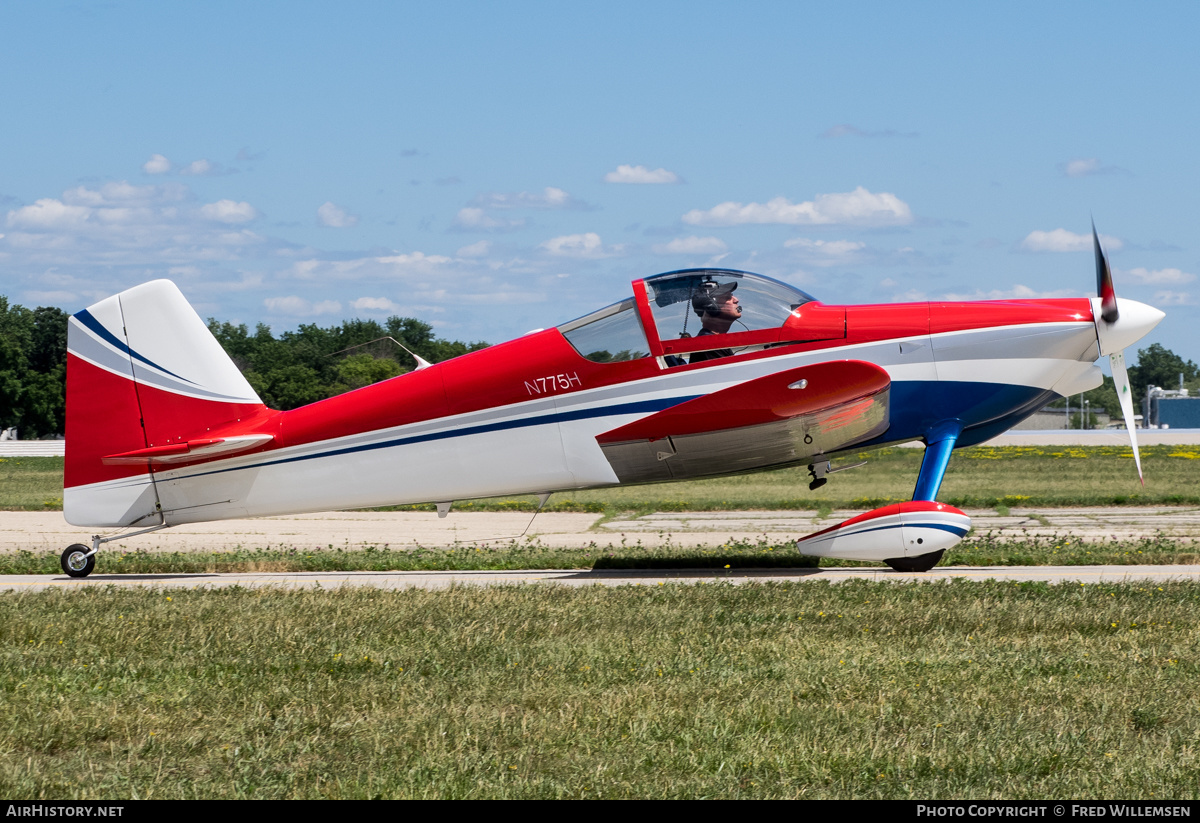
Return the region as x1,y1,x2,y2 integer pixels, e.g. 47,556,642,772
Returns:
328,336,433,371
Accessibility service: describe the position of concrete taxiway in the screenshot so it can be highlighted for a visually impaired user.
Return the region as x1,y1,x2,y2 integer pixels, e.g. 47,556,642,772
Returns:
3,506,1197,593
3,506,1200,557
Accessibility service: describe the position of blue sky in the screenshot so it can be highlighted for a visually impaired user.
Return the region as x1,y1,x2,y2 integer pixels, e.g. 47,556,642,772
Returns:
3,1,1198,360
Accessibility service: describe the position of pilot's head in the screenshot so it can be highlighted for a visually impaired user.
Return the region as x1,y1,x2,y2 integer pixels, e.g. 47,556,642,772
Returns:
692,280,741,320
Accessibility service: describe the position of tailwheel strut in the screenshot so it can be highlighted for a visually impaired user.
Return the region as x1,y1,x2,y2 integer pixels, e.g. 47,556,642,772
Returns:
60,522,170,578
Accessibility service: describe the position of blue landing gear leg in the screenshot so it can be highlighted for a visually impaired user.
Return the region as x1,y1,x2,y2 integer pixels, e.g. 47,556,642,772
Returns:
912,419,963,502
884,419,964,573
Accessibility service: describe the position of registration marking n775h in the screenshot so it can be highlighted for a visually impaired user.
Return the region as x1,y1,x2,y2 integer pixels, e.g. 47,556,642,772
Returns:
525,372,582,395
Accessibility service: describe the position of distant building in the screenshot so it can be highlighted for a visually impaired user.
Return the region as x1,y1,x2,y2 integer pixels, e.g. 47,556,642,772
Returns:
1145,386,1200,428
1012,406,1111,430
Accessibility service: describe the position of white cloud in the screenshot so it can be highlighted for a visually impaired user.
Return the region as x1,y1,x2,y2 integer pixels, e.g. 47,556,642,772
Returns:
263,296,342,316
289,251,457,281
199,200,259,223
452,207,525,232
538,232,623,259
1152,290,1193,305
1120,267,1195,285
652,235,727,255
887,288,929,302
143,155,229,177
1020,228,1122,253
940,284,1076,301
456,240,491,257
783,237,867,265
143,154,172,175
821,124,917,139
6,199,93,230
604,164,680,184
281,251,545,311
3,181,269,281
180,159,214,176
1064,158,1100,177
1062,157,1121,178
7,183,189,232
317,201,360,228
63,181,185,207
682,187,913,227
352,296,400,312
473,186,587,210
24,289,81,304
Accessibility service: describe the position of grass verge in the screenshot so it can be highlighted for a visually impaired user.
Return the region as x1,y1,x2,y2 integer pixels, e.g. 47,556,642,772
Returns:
2,580,1197,799
2,531,1198,576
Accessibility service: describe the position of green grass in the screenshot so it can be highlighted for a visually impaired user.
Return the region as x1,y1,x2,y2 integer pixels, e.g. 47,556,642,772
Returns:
2,581,1197,799
9,446,1200,513
0,457,64,511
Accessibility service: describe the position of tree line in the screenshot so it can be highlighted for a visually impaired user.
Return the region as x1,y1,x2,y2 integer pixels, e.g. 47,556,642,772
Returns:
0,298,69,440
1,293,1198,438
205,316,488,411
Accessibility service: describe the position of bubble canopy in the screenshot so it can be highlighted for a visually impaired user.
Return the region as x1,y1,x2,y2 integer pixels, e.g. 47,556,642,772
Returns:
558,268,817,364
643,268,816,339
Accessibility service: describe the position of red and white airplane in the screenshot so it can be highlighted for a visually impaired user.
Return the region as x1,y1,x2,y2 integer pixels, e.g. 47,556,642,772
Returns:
60,229,1162,577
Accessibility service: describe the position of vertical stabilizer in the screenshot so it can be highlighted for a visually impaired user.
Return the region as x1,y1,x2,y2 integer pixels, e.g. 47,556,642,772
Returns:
64,280,267,526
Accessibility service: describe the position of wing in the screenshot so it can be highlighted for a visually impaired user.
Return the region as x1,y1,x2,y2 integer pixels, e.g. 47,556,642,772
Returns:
596,360,890,483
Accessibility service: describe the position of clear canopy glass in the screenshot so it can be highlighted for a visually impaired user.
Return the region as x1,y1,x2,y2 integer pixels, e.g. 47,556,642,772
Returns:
643,269,815,341
558,298,650,362
557,269,816,364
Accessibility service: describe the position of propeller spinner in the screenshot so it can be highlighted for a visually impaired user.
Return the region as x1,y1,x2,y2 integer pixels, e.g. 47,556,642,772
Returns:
1092,224,1165,486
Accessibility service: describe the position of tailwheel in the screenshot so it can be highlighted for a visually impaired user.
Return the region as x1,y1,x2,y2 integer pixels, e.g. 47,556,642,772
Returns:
884,549,945,573
61,544,96,578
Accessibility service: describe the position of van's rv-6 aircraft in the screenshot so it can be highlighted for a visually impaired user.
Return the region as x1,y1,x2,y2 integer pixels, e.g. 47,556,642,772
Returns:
61,229,1162,577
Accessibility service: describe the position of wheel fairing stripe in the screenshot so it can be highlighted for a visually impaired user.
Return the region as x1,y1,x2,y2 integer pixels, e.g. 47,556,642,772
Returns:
815,521,970,539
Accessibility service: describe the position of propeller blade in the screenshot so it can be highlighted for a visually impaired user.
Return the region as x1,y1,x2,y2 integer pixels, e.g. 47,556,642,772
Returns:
1094,221,1119,323
1109,349,1144,486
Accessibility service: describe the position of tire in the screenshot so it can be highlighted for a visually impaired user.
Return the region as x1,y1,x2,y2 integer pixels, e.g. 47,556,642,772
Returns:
884,549,945,573
61,544,96,578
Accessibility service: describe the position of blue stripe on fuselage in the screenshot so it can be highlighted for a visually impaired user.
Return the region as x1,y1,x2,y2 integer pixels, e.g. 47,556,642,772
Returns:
152,379,1056,486
163,395,703,483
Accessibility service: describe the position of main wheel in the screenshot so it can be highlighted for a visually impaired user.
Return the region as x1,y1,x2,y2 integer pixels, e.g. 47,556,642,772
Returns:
61,544,96,578
884,549,945,573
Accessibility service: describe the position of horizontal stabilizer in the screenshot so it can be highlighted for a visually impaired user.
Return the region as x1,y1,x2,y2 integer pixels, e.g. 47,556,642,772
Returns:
102,434,275,466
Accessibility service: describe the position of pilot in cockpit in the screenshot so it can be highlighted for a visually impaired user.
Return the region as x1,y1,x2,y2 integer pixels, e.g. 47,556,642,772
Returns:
687,280,742,363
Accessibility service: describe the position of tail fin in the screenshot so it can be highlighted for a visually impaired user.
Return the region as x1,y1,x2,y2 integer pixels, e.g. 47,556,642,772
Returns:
65,280,270,526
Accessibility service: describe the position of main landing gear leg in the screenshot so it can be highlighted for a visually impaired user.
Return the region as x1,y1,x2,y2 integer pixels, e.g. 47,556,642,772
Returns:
883,420,964,573
912,419,962,502
795,422,971,570
60,522,170,578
